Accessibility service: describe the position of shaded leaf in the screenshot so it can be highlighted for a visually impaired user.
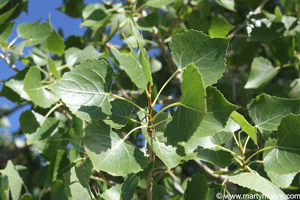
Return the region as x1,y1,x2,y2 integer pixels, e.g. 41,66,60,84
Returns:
24,67,59,108
100,184,122,200
17,20,52,46
81,3,110,29
184,174,208,200
230,111,257,144
248,94,300,133
0,22,14,43
84,121,147,176
165,64,206,145
47,55,61,79
264,114,300,175
146,0,176,8
50,59,113,121
104,99,133,129
228,172,285,199
121,173,139,200
59,0,85,18
0,161,23,200
170,30,229,87
0,4,18,25
19,194,33,200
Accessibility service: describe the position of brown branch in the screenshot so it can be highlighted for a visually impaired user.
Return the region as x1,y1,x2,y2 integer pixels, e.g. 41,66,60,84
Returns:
0,145,30,163
194,159,227,183
229,0,270,37
152,27,178,73
0,53,20,72
0,104,25,119
90,175,106,183
147,82,155,200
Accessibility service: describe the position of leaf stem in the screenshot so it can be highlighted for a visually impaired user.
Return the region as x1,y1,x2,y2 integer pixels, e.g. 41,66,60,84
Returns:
151,102,180,122
215,145,243,160
122,125,147,141
245,146,275,164
243,135,251,154
110,93,147,114
152,70,180,106
41,102,64,124
57,64,70,71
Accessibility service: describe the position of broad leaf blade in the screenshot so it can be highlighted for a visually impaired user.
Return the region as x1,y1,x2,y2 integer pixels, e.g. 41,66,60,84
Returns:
42,30,65,55
121,174,139,200
215,0,235,11
50,59,113,121
228,172,285,199
146,0,175,8
184,174,208,200
24,67,59,108
244,57,280,89
209,14,234,38
65,46,101,66
267,171,296,188
165,64,206,145
170,30,229,87
0,161,23,200
17,20,52,46
248,94,300,133
100,184,122,200
84,121,147,176
230,111,257,144
110,46,148,91
264,114,300,175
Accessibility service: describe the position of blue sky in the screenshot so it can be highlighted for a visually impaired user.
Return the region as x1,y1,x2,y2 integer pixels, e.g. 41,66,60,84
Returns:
0,0,104,133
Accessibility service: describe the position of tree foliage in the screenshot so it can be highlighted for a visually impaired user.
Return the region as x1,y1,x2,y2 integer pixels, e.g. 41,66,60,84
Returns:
1,0,300,199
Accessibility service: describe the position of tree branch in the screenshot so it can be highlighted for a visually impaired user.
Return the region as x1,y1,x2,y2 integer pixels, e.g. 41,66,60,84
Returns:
0,145,30,164
152,27,178,73
0,104,25,119
194,159,227,183
0,53,20,72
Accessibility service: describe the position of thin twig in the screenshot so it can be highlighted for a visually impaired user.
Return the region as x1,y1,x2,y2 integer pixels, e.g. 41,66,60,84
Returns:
90,175,106,183
0,79,4,84
0,104,26,119
114,79,130,99
194,159,227,183
0,53,20,72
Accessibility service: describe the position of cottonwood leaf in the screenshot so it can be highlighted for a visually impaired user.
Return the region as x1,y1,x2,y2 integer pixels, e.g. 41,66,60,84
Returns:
170,30,229,87
215,0,235,11
209,14,234,38
146,0,175,8
0,161,23,200
230,111,257,144
110,46,148,91
267,171,296,188
17,20,52,46
50,59,113,122
264,114,300,175
248,94,300,133
0,22,14,43
64,166,92,200
100,184,122,200
228,172,285,200
103,99,133,129
65,46,101,66
42,30,65,55
245,57,280,89
121,174,139,200
164,64,206,145
0,4,18,25
84,121,147,176
184,174,208,200
24,67,59,108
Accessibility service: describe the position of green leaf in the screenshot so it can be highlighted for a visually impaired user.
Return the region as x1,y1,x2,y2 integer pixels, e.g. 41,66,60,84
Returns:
209,14,234,38
267,171,296,188
184,174,208,200
100,184,122,200
267,36,295,65
264,114,300,175
103,99,133,129
153,182,168,200
47,55,61,79
215,0,235,11
244,57,280,89
248,94,300,133
0,161,23,200
230,111,257,144
141,48,153,86
10,43,24,68
194,86,237,138
228,172,285,199
24,67,59,108
65,46,101,66
206,183,226,200
42,30,65,55
0,67,30,103
51,180,69,200
59,0,85,18
17,20,53,46
146,0,176,8
0,22,14,43
121,173,139,200
110,46,149,91
65,166,92,200
0,175,9,200
50,59,113,121
0,0,9,9
81,3,110,29
165,64,206,145
84,121,147,176
0,4,18,25
19,194,33,200
170,30,229,87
